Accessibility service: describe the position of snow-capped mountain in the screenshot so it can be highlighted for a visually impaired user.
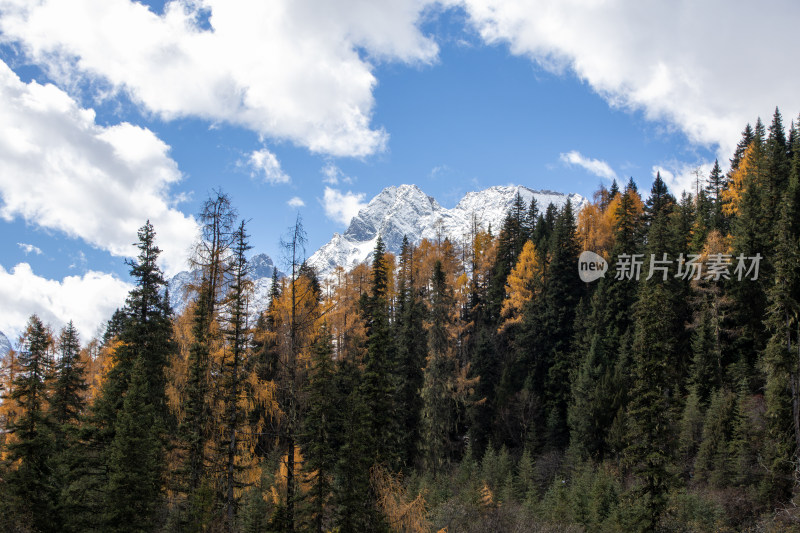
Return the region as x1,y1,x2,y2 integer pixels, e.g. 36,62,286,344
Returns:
308,184,587,278
167,253,282,316
0,331,11,358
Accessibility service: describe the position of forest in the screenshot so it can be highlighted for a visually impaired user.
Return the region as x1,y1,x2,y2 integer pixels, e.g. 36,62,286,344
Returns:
2,108,800,533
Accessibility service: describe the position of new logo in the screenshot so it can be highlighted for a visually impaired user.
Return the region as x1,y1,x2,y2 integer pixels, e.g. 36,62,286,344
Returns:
578,251,608,283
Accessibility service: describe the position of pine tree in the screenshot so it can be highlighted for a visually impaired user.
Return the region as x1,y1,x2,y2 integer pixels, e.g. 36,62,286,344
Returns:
333,357,381,531
220,220,253,529
623,178,684,526
760,188,800,501
3,315,57,532
83,221,175,531
48,321,88,530
421,260,458,475
360,236,401,469
704,160,727,232
489,198,529,322
301,330,337,533
49,321,86,432
695,387,737,487
394,236,426,468
541,200,583,448
105,357,164,532
730,123,754,172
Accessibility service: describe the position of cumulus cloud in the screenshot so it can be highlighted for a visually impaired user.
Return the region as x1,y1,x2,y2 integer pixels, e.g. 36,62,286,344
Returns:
322,187,367,225
247,148,290,184
559,151,617,181
287,196,305,207
0,0,439,157
0,262,131,341
0,61,197,276
454,0,800,161
17,242,43,255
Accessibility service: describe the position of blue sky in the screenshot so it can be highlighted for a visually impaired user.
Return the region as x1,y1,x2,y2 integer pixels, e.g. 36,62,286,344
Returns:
0,0,797,340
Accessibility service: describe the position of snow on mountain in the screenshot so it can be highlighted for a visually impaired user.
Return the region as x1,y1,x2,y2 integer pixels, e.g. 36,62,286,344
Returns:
167,253,282,317
0,331,11,358
308,184,587,278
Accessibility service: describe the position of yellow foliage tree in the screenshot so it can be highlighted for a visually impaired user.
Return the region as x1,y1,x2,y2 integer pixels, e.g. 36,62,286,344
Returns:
371,465,431,533
500,240,542,332
722,143,762,217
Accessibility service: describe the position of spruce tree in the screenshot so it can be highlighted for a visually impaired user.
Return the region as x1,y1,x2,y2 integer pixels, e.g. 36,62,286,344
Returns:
394,236,426,468
3,315,57,532
301,330,337,533
360,236,400,469
541,200,582,448
49,321,89,531
220,220,253,529
49,322,86,431
85,221,175,531
760,190,800,501
105,357,164,532
421,260,458,475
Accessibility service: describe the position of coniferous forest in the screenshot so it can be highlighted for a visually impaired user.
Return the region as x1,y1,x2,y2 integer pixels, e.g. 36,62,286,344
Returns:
3,109,800,532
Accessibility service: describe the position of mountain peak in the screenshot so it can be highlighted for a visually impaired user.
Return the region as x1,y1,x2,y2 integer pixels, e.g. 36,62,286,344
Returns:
309,183,587,278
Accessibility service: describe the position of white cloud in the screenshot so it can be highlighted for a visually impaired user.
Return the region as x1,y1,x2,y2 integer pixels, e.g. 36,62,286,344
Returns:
287,196,305,207
0,0,439,157
322,163,341,185
247,148,290,184
0,61,197,276
429,164,451,178
17,242,43,255
321,162,354,185
0,262,131,341
322,186,367,225
559,151,616,181
454,0,800,162
651,161,715,198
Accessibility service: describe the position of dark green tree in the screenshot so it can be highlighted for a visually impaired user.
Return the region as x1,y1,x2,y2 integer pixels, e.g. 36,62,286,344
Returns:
301,330,337,533
394,236,426,468
359,236,401,469
48,321,88,531
3,315,56,532
105,357,164,532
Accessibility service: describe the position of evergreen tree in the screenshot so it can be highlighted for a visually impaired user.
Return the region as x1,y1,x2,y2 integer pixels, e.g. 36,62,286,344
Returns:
333,357,381,532
220,220,253,529
84,221,175,531
695,387,737,487
730,123,754,172
360,236,401,469
105,357,164,532
488,198,528,322
301,330,338,533
394,236,426,468
49,321,86,432
760,189,800,501
541,200,582,448
421,260,458,475
624,178,684,526
48,322,88,530
3,315,57,532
